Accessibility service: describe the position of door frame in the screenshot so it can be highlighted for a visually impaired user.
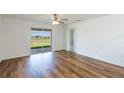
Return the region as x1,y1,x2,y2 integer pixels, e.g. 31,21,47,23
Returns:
69,28,75,52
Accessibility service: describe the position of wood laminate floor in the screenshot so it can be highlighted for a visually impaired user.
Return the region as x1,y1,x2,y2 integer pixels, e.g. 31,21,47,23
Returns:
1,50,124,78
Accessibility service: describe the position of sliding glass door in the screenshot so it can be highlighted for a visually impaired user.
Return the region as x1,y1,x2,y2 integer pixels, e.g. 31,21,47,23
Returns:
31,28,52,55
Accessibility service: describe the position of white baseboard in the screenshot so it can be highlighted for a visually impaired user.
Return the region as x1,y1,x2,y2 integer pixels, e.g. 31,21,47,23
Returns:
2,54,30,61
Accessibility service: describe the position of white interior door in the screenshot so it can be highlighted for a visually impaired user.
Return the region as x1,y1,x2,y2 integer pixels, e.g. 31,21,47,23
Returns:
70,29,75,52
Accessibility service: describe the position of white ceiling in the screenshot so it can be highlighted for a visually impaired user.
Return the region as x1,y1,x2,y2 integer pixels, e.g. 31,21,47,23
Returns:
1,14,109,24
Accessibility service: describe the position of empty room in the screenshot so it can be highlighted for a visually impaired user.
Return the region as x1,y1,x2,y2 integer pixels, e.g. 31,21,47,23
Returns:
0,14,124,78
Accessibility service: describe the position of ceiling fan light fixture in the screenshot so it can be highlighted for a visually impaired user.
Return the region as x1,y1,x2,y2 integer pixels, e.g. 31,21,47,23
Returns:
52,20,59,25
55,21,59,24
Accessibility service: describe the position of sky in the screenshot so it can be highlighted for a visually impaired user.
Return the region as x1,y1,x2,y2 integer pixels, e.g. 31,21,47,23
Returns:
31,31,51,37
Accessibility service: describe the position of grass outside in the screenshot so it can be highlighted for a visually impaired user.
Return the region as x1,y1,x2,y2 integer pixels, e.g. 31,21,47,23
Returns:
31,37,51,49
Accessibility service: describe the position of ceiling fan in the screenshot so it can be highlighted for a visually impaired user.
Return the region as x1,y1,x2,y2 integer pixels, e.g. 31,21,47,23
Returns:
50,14,68,25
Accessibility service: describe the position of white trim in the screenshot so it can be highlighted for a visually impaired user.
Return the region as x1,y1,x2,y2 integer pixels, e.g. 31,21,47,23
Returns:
69,28,76,52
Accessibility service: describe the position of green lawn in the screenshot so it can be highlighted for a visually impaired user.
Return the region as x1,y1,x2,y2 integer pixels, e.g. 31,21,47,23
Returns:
31,37,51,49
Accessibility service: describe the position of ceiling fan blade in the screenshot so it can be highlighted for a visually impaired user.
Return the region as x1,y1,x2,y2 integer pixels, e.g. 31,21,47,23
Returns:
50,16,54,20
51,14,59,20
59,21,64,24
61,18,68,21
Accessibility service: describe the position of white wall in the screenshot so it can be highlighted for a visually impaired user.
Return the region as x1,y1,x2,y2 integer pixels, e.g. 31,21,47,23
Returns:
0,16,2,61
2,17,66,60
67,15,124,67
